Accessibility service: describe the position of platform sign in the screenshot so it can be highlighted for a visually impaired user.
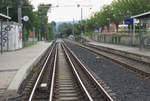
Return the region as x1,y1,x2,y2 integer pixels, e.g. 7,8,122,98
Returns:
40,29,45,33
94,28,99,32
124,18,133,24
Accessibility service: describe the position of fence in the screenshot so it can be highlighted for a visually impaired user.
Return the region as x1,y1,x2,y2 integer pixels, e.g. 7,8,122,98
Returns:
90,32,150,49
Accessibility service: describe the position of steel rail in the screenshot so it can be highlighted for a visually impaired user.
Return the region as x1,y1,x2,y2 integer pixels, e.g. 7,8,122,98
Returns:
61,43,94,101
49,44,58,101
73,41,150,77
62,41,114,101
85,43,149,64
28,43,56,101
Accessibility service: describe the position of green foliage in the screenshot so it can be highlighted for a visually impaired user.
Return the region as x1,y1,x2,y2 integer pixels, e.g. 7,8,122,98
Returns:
75,35,81,41
74,0,150,35
23,40,38,48
37,4,52,40
74,23,82,35
33,67,39,73
0,0,53,41
85,17,97,32
48,21,56,40
58,23,73,36
0,0,17,19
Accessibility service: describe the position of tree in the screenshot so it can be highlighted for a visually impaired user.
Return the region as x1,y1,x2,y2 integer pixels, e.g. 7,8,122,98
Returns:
0,0,53,41
76,0,150,34
58,23,73,36
94,11,106,32
48,21,56,40
74,23,82,35
0,0,17,16
111,1,124,32
37,4,51,40
85,17,97,32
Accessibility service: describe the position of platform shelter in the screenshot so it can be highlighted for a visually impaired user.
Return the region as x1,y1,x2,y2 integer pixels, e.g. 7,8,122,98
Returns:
131,11,150,50
131,11,150,24
0,13,11,53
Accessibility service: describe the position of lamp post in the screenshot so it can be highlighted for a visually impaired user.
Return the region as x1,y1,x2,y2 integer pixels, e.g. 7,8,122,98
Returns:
77,4,84,39
77,4,83,21
7,6,9,22
77,4,83,42
7,6,9,51
72,18,75,36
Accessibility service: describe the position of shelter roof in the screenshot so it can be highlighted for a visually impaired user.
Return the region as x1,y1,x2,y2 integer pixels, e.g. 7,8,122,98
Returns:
0,13,11,20
131,11,150,19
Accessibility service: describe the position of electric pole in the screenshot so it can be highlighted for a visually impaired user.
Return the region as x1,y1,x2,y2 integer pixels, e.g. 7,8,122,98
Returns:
52,23,55,39
81,8,83,21
72,18,75,36
18,0,22,24
7,6,9,51
7,6,9,22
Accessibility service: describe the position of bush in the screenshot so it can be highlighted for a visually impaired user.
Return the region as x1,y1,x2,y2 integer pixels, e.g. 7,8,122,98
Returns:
75,35,81,41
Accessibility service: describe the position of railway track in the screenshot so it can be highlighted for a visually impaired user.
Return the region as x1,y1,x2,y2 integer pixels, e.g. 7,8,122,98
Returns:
61,41,114,101
6,41,57,101
25,40,114,101
26,42,57,101
65,40,150,78
50,42,87,101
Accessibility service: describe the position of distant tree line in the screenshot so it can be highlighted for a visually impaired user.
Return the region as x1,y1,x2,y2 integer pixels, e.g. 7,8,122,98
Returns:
58,23,73,36
73,0,150,35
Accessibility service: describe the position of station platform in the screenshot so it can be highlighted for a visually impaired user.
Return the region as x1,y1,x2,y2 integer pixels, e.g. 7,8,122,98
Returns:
88,41,150,57
82,36,150,57
81,36,150,75
83,39,150,78
0,41,52,98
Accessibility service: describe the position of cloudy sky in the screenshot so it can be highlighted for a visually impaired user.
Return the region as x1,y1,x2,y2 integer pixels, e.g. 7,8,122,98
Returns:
30,0,113,22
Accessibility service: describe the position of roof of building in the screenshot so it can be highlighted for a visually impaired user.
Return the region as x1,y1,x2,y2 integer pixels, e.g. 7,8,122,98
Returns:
0,13,11,20
131,11,150,19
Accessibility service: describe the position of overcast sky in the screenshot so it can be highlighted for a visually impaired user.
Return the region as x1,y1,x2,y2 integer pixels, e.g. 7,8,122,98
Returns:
30,0,113,22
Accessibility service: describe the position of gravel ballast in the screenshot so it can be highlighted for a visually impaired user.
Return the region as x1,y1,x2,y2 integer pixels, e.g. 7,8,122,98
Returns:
65,41,150,101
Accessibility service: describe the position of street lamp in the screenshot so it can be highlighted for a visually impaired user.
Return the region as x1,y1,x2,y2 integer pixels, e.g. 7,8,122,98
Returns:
72,18,75,36
77,4,83,21
77,4,84,35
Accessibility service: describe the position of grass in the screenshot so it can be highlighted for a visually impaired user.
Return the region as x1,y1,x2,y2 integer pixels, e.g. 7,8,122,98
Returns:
23,41,38,48
33,67,39,73
75,35,81,41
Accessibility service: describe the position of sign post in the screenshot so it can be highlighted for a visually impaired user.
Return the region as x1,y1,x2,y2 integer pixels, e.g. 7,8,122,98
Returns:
124,18,134,46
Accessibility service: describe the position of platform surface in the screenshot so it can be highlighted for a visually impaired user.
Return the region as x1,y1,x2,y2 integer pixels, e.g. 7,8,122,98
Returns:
0,41,51,94
88,41,150,57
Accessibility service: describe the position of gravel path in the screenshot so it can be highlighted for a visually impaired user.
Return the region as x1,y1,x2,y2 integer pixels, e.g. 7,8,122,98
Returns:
65,41,150,101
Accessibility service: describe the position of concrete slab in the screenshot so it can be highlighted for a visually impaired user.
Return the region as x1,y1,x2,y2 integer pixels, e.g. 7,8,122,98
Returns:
0,41,51,96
